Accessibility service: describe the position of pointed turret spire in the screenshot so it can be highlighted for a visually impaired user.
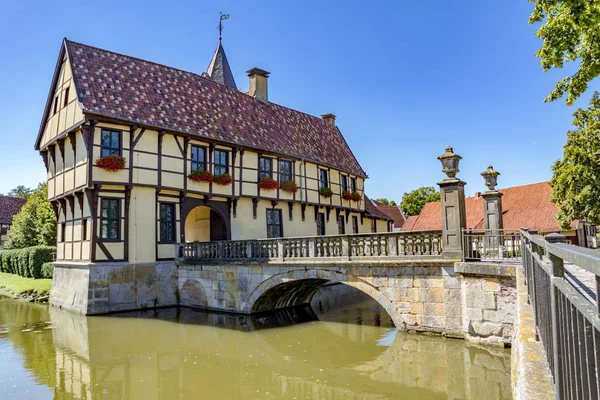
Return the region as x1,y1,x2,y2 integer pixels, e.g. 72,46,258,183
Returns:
206,13,237,89
206,42,237,89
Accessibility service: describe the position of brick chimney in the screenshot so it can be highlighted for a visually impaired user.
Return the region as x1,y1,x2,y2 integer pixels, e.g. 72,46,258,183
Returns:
247,68,270,101
321,113,336,126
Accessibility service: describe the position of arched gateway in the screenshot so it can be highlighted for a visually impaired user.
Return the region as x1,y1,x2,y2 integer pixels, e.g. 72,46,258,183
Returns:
180,198,231,242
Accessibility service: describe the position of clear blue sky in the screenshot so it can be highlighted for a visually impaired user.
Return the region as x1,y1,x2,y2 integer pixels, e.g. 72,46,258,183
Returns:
0,0,596,200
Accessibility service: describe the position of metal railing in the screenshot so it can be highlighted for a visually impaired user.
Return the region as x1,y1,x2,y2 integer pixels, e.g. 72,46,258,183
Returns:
462,229,522,261
521,228,600,399
176,230,443,263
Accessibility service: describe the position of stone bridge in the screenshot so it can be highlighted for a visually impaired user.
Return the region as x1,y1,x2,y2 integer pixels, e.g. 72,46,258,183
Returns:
175,232,517,345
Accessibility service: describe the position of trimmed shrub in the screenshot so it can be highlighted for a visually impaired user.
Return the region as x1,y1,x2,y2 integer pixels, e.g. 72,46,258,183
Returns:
0,246,56,278
41,262,54,279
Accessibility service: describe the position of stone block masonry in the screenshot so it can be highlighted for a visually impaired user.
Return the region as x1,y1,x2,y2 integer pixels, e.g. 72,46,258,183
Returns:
177,260,517,345
50,259,517,345
50,261,178,315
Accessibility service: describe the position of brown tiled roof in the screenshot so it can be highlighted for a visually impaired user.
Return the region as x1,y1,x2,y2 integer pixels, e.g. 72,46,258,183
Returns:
57,40,366,177
403,215,418,231
364,196,393,220
403,182,574,232
0,196,26,225
372,200,405,228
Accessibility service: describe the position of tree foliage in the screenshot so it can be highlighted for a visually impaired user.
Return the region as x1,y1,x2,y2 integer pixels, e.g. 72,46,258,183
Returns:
400,186,440,217
8,185,34,199
375,198,398,207
529,1,600,105
551,91,600,228
3,183,56,249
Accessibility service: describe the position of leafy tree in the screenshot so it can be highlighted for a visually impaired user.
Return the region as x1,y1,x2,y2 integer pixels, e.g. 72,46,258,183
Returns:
3,183,56,249
551,91,600,228
401,186,441,217
8,185,34,199
529,1,600,105
375,198,398,207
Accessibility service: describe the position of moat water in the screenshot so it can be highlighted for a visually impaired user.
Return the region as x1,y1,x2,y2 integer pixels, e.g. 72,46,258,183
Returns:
0,285,512,399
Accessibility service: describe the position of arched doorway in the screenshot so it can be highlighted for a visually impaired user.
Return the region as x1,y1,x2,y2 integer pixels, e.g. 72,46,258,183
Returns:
181,198,231,242
184,206,228,242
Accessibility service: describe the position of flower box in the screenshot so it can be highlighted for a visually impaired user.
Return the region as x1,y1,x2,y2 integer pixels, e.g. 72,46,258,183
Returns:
95,155,126,172
257,176,278,191
188,169,214,183
280,179,299,194
342,190,354,200
214,173,233,186
352,192,362,202
319,187,333,198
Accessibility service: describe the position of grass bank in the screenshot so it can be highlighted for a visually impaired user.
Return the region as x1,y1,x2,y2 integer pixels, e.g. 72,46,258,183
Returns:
0,272,51,302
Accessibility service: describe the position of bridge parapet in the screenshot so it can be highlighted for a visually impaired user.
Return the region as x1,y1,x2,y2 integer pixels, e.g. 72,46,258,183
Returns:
175,230,444,264
520,228,600,399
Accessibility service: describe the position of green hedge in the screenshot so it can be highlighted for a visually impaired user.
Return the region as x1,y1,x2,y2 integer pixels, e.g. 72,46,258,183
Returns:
41,262,54,279
0,246,56,279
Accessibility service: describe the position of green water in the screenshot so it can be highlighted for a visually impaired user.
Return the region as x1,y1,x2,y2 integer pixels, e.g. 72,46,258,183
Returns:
0,294,512,399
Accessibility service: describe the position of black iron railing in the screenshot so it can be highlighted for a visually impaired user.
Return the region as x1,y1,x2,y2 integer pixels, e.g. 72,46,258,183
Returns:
521,229,600,399
462,229,522,261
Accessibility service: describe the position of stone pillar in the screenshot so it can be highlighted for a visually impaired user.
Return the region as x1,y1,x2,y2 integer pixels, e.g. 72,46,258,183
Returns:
480,165,503,232
482,191,503,231
437,147,467,259
438,178,467,259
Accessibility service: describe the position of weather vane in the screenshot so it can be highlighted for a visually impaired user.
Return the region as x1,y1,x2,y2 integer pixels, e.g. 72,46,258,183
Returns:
219,12,230,42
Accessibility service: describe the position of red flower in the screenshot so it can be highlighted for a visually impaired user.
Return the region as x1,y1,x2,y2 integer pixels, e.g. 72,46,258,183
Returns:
258,176,278,191
214,173,233,186
352,192,362,202
342,190,354,200
188,169,214,183
95,155,126,172
280,179,299,194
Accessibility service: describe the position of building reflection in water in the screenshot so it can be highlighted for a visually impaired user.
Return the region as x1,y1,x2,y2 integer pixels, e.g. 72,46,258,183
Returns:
1,282,512,399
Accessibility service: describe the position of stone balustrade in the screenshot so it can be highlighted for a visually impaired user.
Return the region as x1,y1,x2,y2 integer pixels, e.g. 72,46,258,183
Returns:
176,230,444,263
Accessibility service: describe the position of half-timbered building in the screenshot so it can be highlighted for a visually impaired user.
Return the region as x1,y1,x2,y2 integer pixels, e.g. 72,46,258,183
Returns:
35,38,390,266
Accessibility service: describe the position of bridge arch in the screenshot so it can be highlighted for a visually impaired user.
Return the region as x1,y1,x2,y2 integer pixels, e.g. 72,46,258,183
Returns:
242,268,404,328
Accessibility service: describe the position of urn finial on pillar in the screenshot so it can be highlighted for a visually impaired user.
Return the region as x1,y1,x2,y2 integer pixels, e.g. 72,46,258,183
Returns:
437,146,462,179
437,146,467,259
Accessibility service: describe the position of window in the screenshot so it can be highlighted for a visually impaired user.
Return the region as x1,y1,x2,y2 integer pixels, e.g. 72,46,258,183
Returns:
352,216,359,234
317,213,325,236
60,223,66,242
82,219,88,241
259,157,272,179
266,209,283,238
350,177,357,193
279,160,292,182
101,199,120,240
191,146,206,172
0,226,7,235
100,129,121,157
53,95,59,114
371,219,377,233
338,215,345,234
214,150,228,175
341,175,348,193
319,169,328,189
159,203,176,242
64,87,70,107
